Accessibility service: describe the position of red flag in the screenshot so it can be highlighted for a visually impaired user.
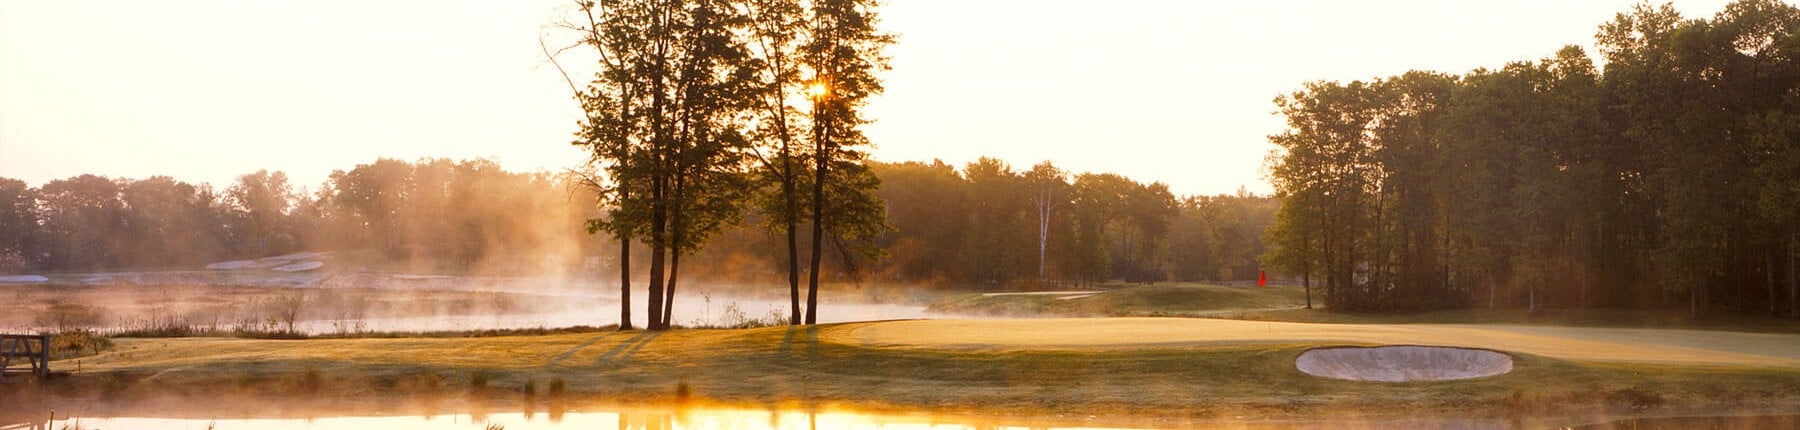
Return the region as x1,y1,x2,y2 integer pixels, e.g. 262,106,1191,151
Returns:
1258,270,1267,287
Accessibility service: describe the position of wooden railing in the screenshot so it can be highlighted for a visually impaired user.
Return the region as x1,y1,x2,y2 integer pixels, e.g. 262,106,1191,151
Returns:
0,334,50,381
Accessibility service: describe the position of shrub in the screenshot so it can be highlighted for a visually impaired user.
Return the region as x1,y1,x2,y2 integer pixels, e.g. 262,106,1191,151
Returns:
547,378,566,399
470,370,490,392
49,330,113,360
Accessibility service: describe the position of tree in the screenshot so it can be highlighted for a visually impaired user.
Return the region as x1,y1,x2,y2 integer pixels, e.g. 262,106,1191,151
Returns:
1254,0,1798,316
122,176,224,267
569,0,760,330
868,160,966,282
36,175,126,270
745,0,811,325
227,170,297,258
0,178,37,272
961,157,1030,284
799,0,892,324
1267,80,1382,310
1025,162,1069,281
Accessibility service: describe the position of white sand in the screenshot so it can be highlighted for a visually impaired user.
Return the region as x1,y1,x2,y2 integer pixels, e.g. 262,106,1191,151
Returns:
208,252,331,270
206,260,260,270
828,318,1800,367
980,291,1096,297
0,275,49,284
1295,346,1513,381
271,261,325,272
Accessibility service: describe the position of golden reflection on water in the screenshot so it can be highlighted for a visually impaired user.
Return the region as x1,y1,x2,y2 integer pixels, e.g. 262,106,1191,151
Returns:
36,408,1143,430
32,408,1793,430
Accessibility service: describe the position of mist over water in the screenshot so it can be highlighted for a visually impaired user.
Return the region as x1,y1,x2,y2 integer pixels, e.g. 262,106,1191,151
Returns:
0,266,958,335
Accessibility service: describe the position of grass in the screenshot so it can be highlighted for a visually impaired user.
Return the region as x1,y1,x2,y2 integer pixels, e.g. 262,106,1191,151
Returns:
929,282,1800,334
929,283,1311,317
1224,307,1800,333
25,322,1800,422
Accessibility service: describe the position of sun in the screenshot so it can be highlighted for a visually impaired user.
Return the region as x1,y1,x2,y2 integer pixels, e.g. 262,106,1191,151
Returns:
805,81,830,100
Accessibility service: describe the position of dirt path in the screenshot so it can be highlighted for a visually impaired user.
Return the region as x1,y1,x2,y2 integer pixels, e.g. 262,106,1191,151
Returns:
824,318,1800,367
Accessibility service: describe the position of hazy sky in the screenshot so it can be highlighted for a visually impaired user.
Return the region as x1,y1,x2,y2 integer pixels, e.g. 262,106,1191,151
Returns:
0,0,1737,196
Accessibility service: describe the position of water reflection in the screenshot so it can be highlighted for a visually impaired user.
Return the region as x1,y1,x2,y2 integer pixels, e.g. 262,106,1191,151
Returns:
27,409,1142,430
21,410,1794,430
13,408,1796,430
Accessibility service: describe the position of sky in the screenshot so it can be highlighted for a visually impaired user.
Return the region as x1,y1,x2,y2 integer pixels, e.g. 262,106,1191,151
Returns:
0,0,1740,197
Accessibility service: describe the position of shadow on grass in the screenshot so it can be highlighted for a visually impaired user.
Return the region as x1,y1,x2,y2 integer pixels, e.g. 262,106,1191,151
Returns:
595,331,660,367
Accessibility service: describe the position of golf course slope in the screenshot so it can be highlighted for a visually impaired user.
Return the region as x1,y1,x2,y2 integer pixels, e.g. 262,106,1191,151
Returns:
828,317,1800,367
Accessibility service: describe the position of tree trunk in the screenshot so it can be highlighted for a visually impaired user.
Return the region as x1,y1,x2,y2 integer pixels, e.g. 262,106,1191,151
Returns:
1790,230,1796,319
1037,189,1050,281
619,215,633,331
785,142,802,325
1691,285,1699,319
664,250,680,327
1488,273,1497,310
647,178,667,330
805,102,828,325
1770,249,1778,316
1529,286,1538,314
1303,233,1317,311
663,170,686,328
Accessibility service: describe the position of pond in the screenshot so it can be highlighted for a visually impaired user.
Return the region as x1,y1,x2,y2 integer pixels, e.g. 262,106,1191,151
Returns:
16,408,1794,430
0,272,963,335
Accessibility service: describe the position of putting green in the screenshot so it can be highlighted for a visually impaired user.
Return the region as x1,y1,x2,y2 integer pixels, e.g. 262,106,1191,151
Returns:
826,318,1800,367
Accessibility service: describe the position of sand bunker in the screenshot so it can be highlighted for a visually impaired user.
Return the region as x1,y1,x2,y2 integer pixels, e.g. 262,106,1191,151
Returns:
0,275,49,284
206,260,263,270
208,252,332,271
1296,346,1512,382
271,261,324,272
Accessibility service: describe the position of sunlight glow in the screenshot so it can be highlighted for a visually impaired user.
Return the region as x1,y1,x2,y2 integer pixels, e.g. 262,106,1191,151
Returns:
805,81,830,100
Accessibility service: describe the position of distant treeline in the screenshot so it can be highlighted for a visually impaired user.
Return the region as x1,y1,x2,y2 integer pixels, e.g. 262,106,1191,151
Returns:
1262,1,1799,317
0,158,597,274
693,158,1277,287
0,157,1275,287
866,159,1275,285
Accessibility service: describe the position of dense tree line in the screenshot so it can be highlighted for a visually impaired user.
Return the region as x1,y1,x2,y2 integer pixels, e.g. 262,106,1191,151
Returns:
856,159,1275,287
0,158,596,274
1262,0,1800,317
2,156,1275,293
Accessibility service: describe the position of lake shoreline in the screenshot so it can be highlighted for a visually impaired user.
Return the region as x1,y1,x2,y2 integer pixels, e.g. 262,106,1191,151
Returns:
11,320,1800,426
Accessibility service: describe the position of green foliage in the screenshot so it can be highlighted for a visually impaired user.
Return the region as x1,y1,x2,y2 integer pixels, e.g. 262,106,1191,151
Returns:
1264,0,1800,316
48,329,114,360
0,156,596,274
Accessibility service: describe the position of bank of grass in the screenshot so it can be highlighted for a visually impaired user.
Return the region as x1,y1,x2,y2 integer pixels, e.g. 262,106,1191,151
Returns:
29,323,1800,421
930,282,1800,334
1218,306,1800,334
929,282,1311,317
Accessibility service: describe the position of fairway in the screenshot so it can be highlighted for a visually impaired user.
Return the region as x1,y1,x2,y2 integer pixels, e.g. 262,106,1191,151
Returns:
829,318,1800,367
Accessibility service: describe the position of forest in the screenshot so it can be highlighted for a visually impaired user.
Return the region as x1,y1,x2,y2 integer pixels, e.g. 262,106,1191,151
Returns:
0,158,1274,287
0,159,600,275
1262,0,1799,317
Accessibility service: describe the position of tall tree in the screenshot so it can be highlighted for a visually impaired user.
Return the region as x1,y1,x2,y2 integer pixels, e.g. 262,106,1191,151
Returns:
744,0,811,325
1025,162,1068,281
800,0,892,324
568,0,761,330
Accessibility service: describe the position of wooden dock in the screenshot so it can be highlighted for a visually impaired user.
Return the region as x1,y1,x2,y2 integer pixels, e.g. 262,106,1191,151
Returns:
0,333,50,381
